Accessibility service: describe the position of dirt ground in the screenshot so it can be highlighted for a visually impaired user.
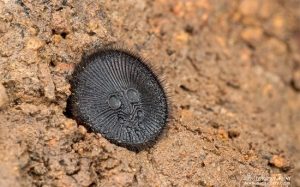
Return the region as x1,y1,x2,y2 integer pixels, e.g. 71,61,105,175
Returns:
0,0,300,186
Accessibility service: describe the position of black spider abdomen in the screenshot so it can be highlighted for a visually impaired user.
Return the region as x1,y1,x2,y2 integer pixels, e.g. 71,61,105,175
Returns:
68,48,169,151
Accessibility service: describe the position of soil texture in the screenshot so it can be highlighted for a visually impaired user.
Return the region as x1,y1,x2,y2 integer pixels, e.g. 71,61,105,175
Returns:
0,0,300,186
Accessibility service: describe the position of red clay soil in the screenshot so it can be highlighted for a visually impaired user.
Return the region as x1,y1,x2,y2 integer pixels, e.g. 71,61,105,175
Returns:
0,0,300,186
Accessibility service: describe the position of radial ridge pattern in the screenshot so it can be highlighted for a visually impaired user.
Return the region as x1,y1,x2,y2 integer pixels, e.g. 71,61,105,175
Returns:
68,48,169,151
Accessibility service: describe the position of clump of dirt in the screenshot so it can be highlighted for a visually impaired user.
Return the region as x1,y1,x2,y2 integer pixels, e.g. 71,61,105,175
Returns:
0,0,300,186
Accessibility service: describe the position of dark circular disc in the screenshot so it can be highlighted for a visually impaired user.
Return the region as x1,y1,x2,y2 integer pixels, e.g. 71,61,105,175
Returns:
69,48,169,151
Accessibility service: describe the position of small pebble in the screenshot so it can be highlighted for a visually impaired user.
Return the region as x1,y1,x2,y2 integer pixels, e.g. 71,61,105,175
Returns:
228,129,241,138
263,155,272,159
218,129,228,140
241,27,263,46
269,155,290,171
78,125,87,136
38,63,56,101
199,154,205,160
0,84,9,110
27,38,45,51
